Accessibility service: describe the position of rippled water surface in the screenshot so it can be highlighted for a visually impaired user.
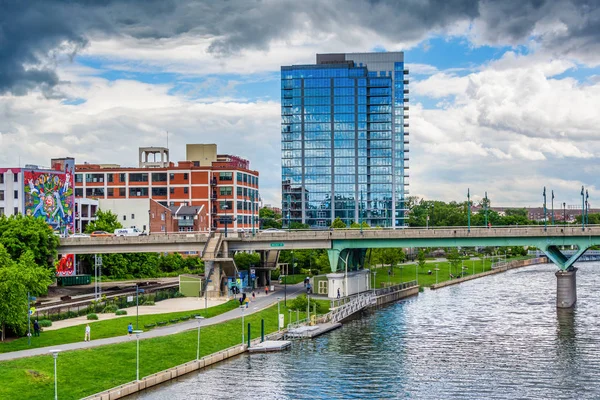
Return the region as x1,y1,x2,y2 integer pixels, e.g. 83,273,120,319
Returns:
131,263,600,399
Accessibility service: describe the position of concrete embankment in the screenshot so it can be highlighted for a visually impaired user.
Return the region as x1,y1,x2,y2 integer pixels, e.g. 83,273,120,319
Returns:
430,257,548,290
372,282,419,306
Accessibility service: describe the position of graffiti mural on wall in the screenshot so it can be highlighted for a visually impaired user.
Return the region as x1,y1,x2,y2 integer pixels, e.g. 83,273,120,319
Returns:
57,254,75,276
23,169,75,235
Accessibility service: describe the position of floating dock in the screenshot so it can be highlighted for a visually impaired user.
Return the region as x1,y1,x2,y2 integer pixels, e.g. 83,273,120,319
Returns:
248,340,291,353
287,322,342,339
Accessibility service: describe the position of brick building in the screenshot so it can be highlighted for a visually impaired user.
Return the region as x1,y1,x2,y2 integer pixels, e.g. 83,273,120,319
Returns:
149,199,209,233
75,145,259,233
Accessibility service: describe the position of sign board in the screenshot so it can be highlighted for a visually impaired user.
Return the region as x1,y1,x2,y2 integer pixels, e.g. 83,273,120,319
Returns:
29,307,36,315
250,268,256,279
127,296,134,303
270,242,284,248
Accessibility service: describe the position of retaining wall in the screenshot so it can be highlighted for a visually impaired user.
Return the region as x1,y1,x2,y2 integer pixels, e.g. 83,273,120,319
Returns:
374,286,419,306
430,257,548,290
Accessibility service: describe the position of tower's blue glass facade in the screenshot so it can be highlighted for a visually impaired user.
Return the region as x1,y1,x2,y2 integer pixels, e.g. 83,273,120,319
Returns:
281,52,408,228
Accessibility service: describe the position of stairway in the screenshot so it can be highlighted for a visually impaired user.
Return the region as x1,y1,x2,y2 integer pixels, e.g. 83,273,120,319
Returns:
202,233,223,260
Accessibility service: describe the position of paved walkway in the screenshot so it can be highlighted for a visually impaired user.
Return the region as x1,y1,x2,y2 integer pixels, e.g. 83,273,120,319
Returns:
0,284,306,362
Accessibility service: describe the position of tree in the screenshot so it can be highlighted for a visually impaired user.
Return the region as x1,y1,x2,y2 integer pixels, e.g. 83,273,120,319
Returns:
259,207,282,229
234,252,261,271
290,222,310,229
0,214,60,270
380,248,405,272
446,248,461,277
350,221,370,229
417,249,427,269
331,217,347,229
85,209,123,234
0,245,53,341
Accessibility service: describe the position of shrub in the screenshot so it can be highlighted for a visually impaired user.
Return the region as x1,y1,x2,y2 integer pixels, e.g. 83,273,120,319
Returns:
65,311,78,319
169,318,179,323
173,291,185,298
288,294,324,314
156,321,168,326
144,323,156,329
87,313,98,320
144,300,155,306
115,310,127,316
102,304,119,313
180,316,191,321
38,320,52,328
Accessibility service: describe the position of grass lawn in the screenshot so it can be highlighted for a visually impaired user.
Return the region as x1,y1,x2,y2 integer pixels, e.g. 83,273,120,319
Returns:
0,303,310,400
0,300,240,354
280,274,307,284
372,257,519,288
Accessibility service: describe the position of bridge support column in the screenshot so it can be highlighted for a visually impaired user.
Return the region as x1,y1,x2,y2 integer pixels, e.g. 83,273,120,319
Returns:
556,268,577,308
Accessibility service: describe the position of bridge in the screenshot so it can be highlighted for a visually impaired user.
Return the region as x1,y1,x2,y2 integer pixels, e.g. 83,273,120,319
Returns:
59,225,600,308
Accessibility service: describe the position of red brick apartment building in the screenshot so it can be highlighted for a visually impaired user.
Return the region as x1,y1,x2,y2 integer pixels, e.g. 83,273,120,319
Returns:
75,145,259,233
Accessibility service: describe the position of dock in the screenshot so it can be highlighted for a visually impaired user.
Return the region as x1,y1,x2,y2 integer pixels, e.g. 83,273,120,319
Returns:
287,322,342,339
248,340,291,353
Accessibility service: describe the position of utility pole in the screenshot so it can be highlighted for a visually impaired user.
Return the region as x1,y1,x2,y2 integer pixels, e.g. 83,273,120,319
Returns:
551,190,555,225
484,191,488,228
467,188,471,232
543,187,547,232
581,186,585,231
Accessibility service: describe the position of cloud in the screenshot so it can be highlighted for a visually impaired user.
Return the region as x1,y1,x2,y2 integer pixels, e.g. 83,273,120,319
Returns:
4,0,600,95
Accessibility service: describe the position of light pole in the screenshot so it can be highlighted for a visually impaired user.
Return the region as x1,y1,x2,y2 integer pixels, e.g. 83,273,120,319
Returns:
586,190,590,226
581,186,585,231
133,330,143,381
435,265,439,284
195,316,205,360
27,292,31,346
543,186,547,232
287,194,291,231
50,349,62,400
484,191,489,227
563,202,566,224
551,190,555,225
467,188,471,232
240,306,245,345
251,191,255,237
277,297,282,332
359,190,364,235
222,203,229,238
136,286,144,330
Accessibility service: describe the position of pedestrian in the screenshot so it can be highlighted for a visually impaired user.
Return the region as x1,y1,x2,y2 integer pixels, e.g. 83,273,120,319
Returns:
84,324,91,342
33,320,40,337
128,322,133,337
337,288,341,299
244,297,250,308
252,291,256,300
265,286,269,296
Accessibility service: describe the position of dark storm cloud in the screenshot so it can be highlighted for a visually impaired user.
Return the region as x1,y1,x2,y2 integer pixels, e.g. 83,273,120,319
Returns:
1,0,599,95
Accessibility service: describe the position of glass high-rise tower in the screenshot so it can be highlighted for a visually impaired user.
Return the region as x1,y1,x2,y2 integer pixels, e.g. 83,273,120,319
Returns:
281,52,409,228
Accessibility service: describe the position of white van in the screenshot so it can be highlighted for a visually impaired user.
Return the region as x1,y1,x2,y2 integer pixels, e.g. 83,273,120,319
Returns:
114,228,144,237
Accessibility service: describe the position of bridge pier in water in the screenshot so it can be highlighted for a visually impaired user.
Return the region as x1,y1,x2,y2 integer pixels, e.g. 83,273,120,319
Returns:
556,268,577,308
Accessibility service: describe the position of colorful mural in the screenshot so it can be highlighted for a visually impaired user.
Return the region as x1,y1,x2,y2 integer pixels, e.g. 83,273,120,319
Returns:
57,254,75,276
23,168,75,236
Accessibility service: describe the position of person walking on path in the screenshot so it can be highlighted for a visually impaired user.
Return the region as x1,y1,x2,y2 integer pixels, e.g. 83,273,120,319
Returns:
33,320,40,337
252,291,256,301
84,324,91,342
265,286,269,296
128,323,133,337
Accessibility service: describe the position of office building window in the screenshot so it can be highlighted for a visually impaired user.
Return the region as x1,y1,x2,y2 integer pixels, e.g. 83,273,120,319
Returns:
161,213,165,221
183,173,188,180
119,173,126,183
0,190,3,201
107,188,114,197
131,214,135,219
129,187,149,197
184,187,189,194
86,188,105,197
119,188,126,197
220,187,232,196
14,190,18,199
107,174,114,183
169,173,175,180
123,215,127,221
152,187,168,196
152,173,167,182
129,173,148,182
0,174,3,184
0,207,3,216
219,172,233,181
170,187,175,194
85,173,104,183
75,174,83,183
14,174,18,183
75,188,83,197
14,207,18,215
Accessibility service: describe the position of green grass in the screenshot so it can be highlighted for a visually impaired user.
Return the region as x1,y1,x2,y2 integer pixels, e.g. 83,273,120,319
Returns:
280,274,307,284
0,303,308,400
0,301,239,354
372,258,500,288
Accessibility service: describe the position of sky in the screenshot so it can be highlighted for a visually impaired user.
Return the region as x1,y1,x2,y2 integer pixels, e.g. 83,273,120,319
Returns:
1,0,600,208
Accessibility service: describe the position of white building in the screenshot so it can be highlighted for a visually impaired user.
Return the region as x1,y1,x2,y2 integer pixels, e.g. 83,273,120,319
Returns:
0,168,23,217
98,199,150,233
75,198,99,233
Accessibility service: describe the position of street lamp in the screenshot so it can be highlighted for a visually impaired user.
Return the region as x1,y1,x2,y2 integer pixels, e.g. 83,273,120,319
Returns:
551,190,555,225
136,285,145,330
359,190,364,235
49,349,62,400
543,186,547,232
195,316,205,360
434,265,439,284
277,297,282,332
484,192,489,228
222,203,229,238
581,186,585,231
133,330,143,381
467,189,471,232
563,202,566,224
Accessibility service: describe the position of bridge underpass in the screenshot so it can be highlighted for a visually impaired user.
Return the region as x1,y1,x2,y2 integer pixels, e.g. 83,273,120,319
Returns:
59,226,600,308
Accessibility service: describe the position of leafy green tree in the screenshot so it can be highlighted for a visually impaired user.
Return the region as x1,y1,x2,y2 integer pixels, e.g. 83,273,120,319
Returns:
417,249,427,269
446,248,461,277
0,214,59,270
331,217,347,229
158,253,184,273
259,207,282,229
0,245,52,341
290,222,310,229
85,210,123,233
234,252,261,271
350,221,370,229
380,248,405,272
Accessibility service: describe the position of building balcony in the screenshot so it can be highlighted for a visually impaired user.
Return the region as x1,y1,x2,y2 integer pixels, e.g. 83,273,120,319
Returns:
403,70,409,74
403,98,409,103
178,219,194,227
403,89,409,94
403,80,409,85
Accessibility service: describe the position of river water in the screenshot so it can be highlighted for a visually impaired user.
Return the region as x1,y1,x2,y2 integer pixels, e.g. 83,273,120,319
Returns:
131,262,600,399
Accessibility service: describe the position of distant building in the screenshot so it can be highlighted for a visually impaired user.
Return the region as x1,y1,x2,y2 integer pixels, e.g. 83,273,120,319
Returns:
472,205,598,223
75,144,259,233
149,199,209,233
281,52,409,228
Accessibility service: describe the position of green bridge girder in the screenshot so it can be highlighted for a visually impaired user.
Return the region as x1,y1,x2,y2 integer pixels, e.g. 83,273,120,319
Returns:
327,234,599,273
